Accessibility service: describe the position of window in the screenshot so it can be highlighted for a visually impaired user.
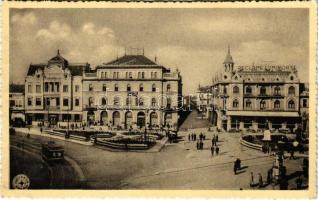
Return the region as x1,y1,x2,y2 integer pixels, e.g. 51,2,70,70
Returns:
89,84,93,91
127,84,131,92
45,83,49,92
50,83,54,92
101,97,107,105
245,100,252,108
141,72,145,79
167,84,171,92
113,72,116,79
139,83,143,92
288,86,295,95
288,100,295,109
274,86,281,95
28,84,32,93
114,97,120,106
223,86,227,94
152,84,156,92
154,72,157,78
89,97,94,107
233,86,239,94
56,98,60,106
138,72,141,79
126,97,131,106
303,99,308,107
36,97,41,106
274,100,280,109
101,72,104,78
126,72,128,79
63,85,69,93
260,86,266,95
232,99,239,108
245,86,252,94
55,83,59,92
167,98,172,109
63,98,69,106
139,97,144,106
129,72,132,79
75,98,80,106
46,98,50,106
36,85,41,93
75,85,80,92
27,97,32,106
290,76,294,81
260,100,266,110
102,84,107,92
151,98,156,107
114,84,119,91
10,100,15,107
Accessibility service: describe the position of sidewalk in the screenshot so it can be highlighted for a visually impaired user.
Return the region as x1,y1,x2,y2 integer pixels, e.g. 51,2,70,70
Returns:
15,128,93,146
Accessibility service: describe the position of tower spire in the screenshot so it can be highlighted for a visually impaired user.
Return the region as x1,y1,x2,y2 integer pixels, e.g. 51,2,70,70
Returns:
57,49,60,56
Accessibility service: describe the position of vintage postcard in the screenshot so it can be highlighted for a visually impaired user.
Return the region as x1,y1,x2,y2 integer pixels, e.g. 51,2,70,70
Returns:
1,1,317,198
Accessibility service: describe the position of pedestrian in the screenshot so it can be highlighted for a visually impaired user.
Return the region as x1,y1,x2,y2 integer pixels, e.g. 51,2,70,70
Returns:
236,158,241,170
234,161,238,175
211,146,215,156
216,134,218,142
267,168,273,184
250,172,255,187
188,134,191,141
40,127,43,134
194,133,197,141
200,140,204,150
258,173,263,188
196,140,199,150
216,145,219,155
212,138,215,147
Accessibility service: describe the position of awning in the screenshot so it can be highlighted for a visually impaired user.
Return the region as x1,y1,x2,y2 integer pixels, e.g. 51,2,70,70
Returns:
227,110,299,117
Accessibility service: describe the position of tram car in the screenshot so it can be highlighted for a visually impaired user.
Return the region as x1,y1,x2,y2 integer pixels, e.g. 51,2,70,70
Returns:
41,141,64,162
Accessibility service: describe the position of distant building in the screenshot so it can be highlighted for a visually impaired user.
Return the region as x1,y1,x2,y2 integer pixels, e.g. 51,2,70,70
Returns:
196,85,212,119
9,84,25,126
211,47,306,132
82,53,182,131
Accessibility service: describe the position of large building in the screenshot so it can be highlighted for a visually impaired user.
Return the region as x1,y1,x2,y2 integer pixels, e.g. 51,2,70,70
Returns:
210,47,308,132
82,52,182,131
23,50,182,131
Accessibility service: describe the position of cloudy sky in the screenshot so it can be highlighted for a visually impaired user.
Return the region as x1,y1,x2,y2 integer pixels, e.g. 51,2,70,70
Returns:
10,8,309,94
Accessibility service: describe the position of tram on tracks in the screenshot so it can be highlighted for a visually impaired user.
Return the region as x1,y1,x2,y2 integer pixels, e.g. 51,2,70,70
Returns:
41,141,64,162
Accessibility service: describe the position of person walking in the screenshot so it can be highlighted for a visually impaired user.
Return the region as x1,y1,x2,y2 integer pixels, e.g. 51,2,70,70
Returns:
216,134,219,142
194,133,197,141
211,146,215,156
200,140,204,150
258,173,263,188
188,134,191,141
250,172,255,187
212,137,215,147
234,161,238,175
196,140,199,150
216,145,219,155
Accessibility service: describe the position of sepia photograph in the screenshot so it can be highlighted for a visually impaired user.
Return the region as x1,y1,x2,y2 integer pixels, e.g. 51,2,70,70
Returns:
1,1,316,198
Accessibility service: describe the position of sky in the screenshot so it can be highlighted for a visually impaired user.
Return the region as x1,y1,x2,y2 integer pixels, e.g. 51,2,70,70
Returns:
9,8,309,95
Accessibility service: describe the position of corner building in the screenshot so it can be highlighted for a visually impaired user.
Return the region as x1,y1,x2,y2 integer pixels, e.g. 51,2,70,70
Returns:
82,54,182,131
211,48,307,132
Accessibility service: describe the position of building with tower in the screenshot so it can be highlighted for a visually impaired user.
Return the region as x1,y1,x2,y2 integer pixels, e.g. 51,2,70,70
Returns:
210,47,306,132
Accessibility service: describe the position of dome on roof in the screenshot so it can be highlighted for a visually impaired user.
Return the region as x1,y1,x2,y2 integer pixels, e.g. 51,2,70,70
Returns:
48,50,68,66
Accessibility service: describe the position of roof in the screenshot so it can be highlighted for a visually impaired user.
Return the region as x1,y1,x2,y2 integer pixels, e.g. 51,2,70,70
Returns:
48,50,68,66
9,84,25,93
103,55,157,66
223,46,234,64
27,64,45,76
68,64,90,76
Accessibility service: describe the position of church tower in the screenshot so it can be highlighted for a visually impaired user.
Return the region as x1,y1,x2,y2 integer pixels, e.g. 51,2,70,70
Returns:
223,45,234,73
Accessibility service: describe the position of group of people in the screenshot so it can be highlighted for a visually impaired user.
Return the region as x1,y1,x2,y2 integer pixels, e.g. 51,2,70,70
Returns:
188,132,206,141
211,134,220,156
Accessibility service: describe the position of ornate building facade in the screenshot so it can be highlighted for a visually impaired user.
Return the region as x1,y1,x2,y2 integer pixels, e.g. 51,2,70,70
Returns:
210,47,307,132
82,53,182,131
23,51,182,131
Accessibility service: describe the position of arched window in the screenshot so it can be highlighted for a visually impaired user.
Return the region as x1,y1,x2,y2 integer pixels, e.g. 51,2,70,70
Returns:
139,83,143,92
127,84,131,92
152,84,156,92
288,100,295,109
232,99,239,108
167,98,172,109
260,100,266,110
274,100,280,109
274,86,281,95
288,86,295,95
167,84,171,92
245,99,252,108
151,98,156,107
245,86,252,94
260,86,266,95
114,97,120,106
88,97,94,107
101,97,107,106
114,83,119,91
233,86,239,94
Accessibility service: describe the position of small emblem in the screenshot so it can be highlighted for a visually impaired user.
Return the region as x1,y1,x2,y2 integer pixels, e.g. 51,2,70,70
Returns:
12,174,30,189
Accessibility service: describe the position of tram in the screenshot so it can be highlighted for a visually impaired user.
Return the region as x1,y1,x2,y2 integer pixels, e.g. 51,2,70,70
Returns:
41,141,64,162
